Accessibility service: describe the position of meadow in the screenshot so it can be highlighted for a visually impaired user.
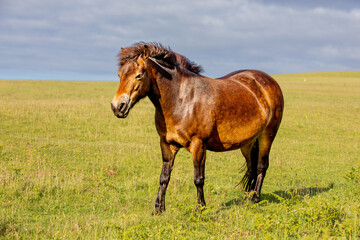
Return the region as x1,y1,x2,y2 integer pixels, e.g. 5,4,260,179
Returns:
0,71,359,239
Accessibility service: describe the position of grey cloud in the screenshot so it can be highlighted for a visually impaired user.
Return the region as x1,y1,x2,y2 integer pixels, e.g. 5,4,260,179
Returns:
0,0,359,80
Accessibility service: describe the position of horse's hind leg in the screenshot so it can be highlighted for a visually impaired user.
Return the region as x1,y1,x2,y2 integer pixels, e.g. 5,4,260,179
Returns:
240,140,259,193
251,129,278,202
241,129,279,202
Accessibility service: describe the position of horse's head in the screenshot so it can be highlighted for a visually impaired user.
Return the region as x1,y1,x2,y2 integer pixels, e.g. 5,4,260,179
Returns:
111,42,203,118
111,49,151,118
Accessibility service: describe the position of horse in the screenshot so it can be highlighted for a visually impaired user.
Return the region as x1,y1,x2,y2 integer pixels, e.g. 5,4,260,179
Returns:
111,42,284,215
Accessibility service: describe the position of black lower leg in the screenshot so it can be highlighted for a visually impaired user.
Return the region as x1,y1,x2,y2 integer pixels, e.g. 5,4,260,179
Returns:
252,155,269,202
192,140,206,207
153,162,171,214
194,176,205,206
152,141,179,215
249,139,259,191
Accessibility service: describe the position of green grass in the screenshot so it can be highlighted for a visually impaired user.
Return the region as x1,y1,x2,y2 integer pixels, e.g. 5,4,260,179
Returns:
0,71,359,239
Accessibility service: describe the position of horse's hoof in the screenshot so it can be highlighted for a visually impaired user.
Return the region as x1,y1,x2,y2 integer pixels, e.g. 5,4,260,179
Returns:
194,204,206,214
151,209,163,216
245,191,260,203
251,195,260,203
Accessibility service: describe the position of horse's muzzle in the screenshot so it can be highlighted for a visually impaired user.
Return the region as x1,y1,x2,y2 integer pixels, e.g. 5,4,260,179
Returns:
111,96,130,118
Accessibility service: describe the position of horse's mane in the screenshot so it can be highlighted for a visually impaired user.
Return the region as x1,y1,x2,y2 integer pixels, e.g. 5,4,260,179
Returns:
118,42,203,75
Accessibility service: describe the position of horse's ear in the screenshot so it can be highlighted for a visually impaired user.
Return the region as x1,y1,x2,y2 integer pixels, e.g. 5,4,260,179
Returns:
143,45,150,59
163,52,176,66
150,57,175,80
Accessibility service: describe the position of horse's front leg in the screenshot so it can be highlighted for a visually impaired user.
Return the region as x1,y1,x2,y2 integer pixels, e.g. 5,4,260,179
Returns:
152,139,179,215
190,139,206,207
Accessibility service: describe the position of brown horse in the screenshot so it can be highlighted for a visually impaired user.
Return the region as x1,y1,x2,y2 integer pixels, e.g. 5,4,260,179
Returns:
111,42,284,215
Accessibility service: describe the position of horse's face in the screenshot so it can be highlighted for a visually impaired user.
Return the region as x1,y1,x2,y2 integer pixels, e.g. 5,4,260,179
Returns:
111,57,150,118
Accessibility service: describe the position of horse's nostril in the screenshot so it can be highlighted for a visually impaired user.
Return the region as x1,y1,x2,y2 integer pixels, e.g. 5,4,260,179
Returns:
119,102,127,112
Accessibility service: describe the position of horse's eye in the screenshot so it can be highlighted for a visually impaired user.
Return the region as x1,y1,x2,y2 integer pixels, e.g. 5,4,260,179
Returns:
135,74,143,80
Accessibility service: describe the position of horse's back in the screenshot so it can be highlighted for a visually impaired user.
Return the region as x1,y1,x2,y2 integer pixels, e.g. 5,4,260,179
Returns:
218,70,280,92
218,69,283,112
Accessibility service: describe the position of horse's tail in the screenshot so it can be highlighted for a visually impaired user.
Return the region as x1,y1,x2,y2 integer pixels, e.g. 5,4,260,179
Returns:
240,139,259,191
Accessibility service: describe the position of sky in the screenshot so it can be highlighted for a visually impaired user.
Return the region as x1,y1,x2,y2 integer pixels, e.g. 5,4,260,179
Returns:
0,0,359,81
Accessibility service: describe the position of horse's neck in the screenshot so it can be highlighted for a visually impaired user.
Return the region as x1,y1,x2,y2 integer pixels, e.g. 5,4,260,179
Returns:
147,72,182,116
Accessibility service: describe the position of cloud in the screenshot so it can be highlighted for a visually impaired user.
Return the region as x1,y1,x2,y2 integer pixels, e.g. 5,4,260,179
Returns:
0,0,359,80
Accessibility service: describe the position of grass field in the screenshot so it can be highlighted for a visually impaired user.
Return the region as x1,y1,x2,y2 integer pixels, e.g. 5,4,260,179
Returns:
1,71,359,239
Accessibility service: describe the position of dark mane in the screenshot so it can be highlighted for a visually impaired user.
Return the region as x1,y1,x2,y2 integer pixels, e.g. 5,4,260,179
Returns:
118,42,203,75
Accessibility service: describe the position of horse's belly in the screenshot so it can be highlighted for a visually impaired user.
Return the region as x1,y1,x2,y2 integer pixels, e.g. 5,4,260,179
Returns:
206,140,245,152
206,115,266,152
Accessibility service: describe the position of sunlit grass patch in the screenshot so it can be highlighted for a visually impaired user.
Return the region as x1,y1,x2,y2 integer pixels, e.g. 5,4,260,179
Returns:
1,72,359,238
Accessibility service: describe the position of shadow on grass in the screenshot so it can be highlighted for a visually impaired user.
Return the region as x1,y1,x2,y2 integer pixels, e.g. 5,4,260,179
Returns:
223,183,334,208
262,183,334,203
